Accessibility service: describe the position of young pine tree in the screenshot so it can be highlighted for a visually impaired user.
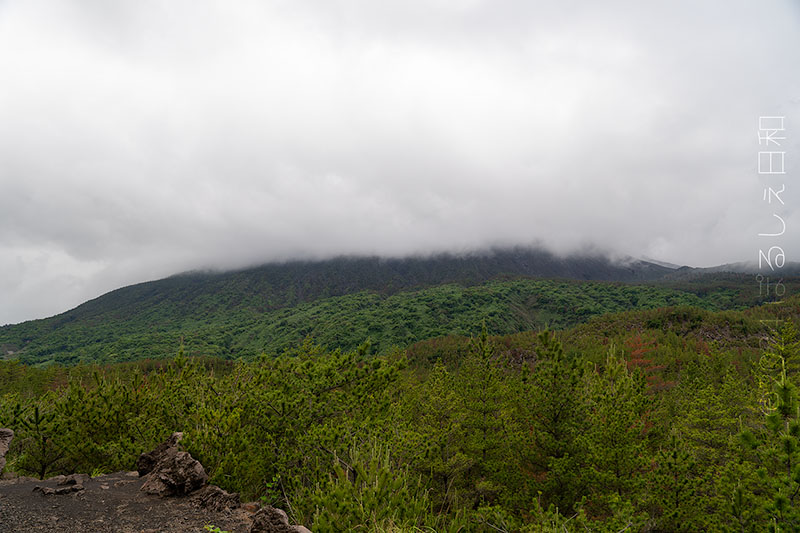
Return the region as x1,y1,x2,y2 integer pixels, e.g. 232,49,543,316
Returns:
649,431,703,531
583,349,651,514
522,329,588,514
457,324,511,506
742,364,800,529
740,321,800,531
401,361,472,514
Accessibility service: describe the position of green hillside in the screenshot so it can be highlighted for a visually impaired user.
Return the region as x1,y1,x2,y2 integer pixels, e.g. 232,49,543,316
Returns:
2,294,800,531
2,248,798,366
3,248,676,328
2,276,790,366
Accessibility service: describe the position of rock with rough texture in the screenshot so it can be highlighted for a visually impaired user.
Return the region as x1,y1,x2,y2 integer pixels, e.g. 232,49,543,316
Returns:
139,433,208,497
191,484,241,512
32,485,55,496
0,428,13,472
140,449,208,497
249,506,311,533
33,473,88,496
55,484,85,495
33,484,85,496
58,473,89,486
249,506,292,533
138,432,183,476
242,502,261,514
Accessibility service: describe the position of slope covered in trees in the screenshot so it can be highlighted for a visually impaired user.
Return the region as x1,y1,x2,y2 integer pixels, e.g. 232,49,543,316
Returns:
2,248,799,366
1,295,799,531
4,275,797,366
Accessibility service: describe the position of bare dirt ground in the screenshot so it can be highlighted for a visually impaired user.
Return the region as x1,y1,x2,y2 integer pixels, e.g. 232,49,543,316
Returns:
0,471,253,533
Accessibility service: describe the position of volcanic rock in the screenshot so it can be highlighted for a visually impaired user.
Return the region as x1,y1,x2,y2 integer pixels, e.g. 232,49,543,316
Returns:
139,433,208,497
0,428,13,472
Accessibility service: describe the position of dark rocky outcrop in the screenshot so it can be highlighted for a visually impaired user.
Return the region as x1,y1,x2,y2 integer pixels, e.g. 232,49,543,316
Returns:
138,431,184,476
57,473,90,486
0,428,13,472
31,473,91,496
192,484,241,512
139,433,208,497
1,433,312,531
135,434,311,530
249,506,311,533
33,483,85,496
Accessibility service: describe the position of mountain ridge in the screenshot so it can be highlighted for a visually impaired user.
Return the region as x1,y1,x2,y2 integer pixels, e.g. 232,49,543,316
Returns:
6,247,678,327
3,246,799,365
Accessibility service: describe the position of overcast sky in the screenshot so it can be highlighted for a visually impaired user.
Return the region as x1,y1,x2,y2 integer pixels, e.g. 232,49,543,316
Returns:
1,0,799,325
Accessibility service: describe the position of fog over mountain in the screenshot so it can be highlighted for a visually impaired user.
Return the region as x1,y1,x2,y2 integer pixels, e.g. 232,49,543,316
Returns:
1,0,799,325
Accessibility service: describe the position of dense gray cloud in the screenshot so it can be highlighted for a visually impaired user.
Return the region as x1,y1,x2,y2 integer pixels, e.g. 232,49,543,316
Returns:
1,0,799,325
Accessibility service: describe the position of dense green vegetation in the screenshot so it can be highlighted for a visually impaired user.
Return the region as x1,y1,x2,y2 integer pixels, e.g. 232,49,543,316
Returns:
4,274,798,367
2,295,800,531
3,252,800,529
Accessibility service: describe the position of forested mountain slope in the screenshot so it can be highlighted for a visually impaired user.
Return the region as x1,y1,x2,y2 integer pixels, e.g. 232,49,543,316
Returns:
2,295,800,530
2,248,798,366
